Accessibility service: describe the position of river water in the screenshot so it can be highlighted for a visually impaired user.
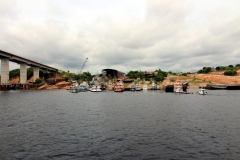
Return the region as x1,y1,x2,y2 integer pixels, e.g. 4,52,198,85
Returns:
1,89,240,159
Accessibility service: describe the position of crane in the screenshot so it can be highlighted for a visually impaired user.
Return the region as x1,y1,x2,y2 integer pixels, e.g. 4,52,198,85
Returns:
78,58,88,75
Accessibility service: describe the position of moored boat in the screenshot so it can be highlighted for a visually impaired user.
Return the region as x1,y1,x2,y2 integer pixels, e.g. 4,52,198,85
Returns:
90,85,102,92
79,85,88,92
143,83,148,90
113,80,125,92
174,80,183,93
130,83,135,91
70,83,79,93
197,88,207,95
135,83,142,91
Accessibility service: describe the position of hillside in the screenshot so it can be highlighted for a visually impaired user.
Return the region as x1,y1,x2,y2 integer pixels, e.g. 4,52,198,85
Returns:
160,70,240,89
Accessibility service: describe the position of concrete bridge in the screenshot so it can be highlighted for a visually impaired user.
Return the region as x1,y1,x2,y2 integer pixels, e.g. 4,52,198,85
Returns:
0,49,59,86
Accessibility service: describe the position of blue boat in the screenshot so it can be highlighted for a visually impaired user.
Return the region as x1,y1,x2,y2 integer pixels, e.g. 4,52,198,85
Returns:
79,85,88,92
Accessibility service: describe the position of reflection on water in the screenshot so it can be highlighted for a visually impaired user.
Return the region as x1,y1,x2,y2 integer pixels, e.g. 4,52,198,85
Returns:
1,90,240,159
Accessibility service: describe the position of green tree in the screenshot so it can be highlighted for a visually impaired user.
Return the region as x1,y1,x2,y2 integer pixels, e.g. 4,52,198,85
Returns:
215,66,220,71
9,69,20,79
126,71,139,79
78,71,93,82
155,69,167,82
155,74,163,81
27,68,33,79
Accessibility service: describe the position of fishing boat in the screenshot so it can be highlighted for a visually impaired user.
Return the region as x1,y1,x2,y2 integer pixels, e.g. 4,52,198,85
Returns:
90,85,102,92
197,88,207,95
174,80,183,93
113,80,125,92
135,83,142,91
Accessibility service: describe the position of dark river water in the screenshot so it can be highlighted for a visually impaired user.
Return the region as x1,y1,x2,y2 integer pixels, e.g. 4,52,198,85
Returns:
1,89,240,159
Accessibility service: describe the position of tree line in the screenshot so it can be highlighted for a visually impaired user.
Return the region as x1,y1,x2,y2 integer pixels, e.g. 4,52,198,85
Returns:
126,69,168,82
197,64,240,76
9,68,54,80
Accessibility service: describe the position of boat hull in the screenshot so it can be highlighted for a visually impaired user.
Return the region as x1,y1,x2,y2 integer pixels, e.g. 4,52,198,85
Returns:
174,88,183,93
91,90,102,92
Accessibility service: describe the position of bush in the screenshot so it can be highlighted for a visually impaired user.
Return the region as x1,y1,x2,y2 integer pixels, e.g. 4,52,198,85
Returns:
33,78,42,84
198,67,212,73
145,77,150,81
224,70,237,76
65,77,69,82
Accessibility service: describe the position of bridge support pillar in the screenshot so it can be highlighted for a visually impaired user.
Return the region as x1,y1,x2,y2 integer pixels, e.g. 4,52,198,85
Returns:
1,58,9,84
33,67,39,81
20,63,27,84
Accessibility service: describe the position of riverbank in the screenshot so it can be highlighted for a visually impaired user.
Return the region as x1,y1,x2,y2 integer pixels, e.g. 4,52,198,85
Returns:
7,73,240,90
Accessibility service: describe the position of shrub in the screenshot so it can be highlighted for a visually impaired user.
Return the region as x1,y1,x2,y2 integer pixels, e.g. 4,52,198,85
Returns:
224,70,237,76
33,78,42,84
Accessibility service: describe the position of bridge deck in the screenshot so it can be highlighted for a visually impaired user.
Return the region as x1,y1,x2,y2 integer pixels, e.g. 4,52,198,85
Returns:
0,49,58,72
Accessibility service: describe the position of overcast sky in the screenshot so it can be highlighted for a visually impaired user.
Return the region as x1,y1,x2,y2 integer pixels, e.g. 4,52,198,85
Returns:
1,0,240,74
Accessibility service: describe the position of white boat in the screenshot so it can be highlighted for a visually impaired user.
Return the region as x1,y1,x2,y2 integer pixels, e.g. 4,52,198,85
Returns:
70,83,79,93
197,88,207,95
150,81,157,90
135,83,142,91
143,83,148,90
174,80,183,93
90,85,102,92
130,83,135,91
